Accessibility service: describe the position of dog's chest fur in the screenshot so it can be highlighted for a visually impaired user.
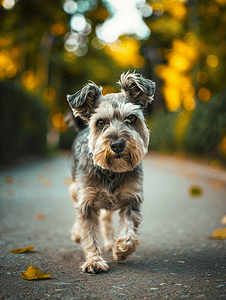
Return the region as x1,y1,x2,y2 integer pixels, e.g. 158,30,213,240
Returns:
72,128,143,211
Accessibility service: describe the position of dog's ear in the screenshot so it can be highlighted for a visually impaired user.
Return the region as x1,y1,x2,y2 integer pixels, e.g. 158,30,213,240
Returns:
118,71,156,108
67,82,102,120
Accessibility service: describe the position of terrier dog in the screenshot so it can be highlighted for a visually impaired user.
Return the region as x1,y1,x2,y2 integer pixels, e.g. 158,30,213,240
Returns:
67,71,155,273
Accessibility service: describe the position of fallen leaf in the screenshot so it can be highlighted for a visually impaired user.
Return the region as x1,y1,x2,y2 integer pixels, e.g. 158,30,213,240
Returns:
34,214,46,220
21,266,52,280
8,246,34,254
43,178,52,187
37,174,45,182
7,189,15,197
211,228,226,240
221,215,226,225
4,176,13,184
189,186,203,198
64,177,73,185
37,175,52,187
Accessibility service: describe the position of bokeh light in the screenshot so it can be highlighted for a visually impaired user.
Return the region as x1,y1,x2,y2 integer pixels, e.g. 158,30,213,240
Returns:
198,87,211,102
152,3,164,16
63,51,77,62
76,0,90,13
97,0,151,43
102,86,115,95
175,109,192,140
182,84,195,98
50,22,67,36
105,38,145,68
139,4,152,18
64,32,81,52
168,53,191,72
215,0,226,4
184,32,198,47
183,97,196,111
70,14,87,32
74,44,88,57
196,71,209,84
163,85,181,112
220,136,226,157
43,87,57,106
63,0,78,14
82,21,92,36
0,48,21,79
206,55,219,68
207,4,219,16
168,2,187,20
92,37,105,50
2,0,15,10
52,113,68,132
47,128,59,145
21,71,39,90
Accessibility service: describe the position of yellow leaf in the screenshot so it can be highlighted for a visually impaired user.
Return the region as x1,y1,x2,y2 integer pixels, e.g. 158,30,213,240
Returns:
64,177,73,186
8,246,34,254
189,186,203,198
34,214,46,220
212,228,226,240
21,266,52,280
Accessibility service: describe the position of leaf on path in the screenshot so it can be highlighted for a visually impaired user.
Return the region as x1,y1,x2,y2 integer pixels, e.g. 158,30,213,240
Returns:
21,266,52,280
4,176,13,184
189,186,203,198
64,177,72,185
8,246,34,254
208,228,226,240
6,188,15,197
37,175,53,187
221,215,226,225
34,214,46,220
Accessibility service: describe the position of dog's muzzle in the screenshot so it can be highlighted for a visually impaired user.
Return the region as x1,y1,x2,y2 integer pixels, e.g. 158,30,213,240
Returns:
110,140,126,156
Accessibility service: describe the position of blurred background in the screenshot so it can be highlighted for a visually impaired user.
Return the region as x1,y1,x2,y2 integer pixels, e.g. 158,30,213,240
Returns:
0,0,226,167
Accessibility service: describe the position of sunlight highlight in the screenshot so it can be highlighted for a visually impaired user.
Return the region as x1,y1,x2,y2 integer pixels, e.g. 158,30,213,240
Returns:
105,39,145,68
97,0,151,43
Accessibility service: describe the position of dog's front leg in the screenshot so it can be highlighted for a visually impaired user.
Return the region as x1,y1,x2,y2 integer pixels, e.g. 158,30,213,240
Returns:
99,209,114,251
113,203,142,261
78,206,110,273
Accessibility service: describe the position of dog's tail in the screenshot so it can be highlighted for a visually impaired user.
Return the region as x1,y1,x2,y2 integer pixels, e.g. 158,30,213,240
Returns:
65,109,87,132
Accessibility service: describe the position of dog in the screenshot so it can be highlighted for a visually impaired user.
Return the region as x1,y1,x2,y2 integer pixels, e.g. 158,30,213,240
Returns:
66,71,155,273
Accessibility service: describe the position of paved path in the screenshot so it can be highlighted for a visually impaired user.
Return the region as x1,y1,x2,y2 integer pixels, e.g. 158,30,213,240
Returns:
0,152,225,299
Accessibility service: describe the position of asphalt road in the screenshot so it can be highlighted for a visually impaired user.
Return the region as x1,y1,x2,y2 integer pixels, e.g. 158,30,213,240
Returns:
0,152,226,299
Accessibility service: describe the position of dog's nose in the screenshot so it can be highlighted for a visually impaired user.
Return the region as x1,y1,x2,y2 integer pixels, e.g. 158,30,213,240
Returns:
111,140,126,154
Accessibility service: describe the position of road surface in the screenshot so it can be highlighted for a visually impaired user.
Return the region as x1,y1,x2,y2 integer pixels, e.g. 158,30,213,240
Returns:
0,152,225,299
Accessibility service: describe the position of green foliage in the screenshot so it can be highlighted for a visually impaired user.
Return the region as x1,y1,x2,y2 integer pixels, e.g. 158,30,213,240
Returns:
0,81,47,166
59,125,76,149
149,16,184,42
147,109,179,153
185,90,226,157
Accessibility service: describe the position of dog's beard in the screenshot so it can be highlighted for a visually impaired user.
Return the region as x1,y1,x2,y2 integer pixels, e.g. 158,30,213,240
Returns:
92,139,147,173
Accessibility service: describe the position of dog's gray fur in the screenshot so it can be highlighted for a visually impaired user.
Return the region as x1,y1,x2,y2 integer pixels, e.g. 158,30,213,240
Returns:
67,71,155,273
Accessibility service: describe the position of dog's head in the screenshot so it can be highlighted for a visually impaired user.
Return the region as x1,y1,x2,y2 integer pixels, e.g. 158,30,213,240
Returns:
67,71,156,173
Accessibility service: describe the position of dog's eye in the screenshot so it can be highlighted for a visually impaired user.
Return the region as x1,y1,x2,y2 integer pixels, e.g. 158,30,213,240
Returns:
97,119,105,128
125,115,137,124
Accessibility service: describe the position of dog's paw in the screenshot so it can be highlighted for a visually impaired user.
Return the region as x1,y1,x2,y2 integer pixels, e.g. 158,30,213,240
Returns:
112,236,141,261
81,256,110,274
